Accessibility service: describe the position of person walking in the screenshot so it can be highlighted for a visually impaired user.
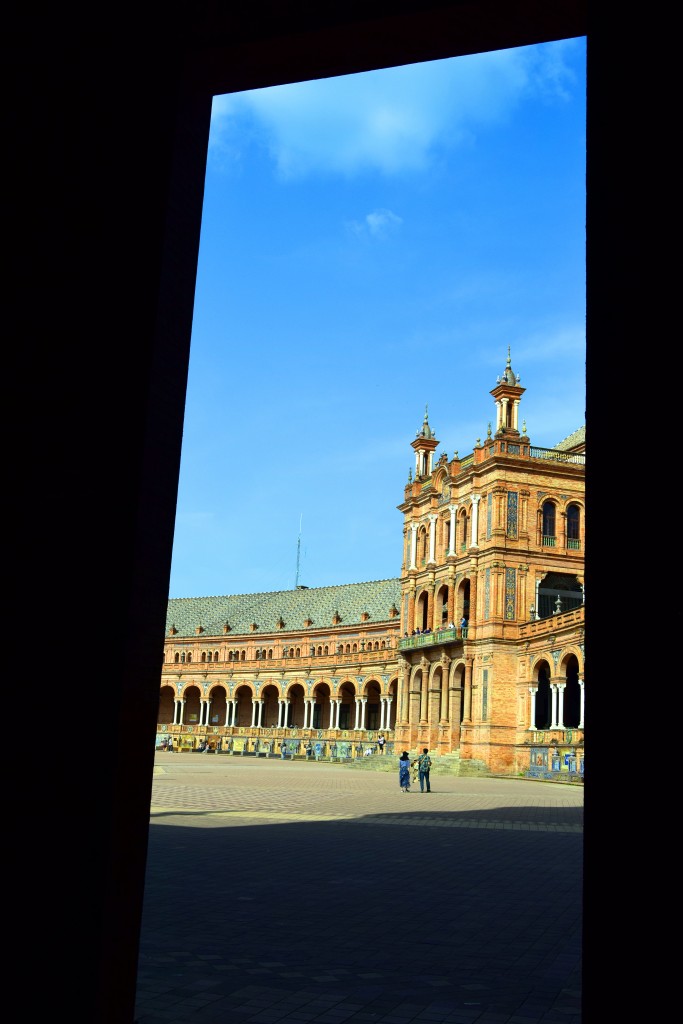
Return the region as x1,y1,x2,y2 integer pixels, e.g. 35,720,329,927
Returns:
280,741,287,759
398,750,412,792
377,734,386,754
416,747,432,792
304,740,313,759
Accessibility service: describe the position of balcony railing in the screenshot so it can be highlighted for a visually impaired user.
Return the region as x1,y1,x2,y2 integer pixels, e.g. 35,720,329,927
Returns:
530,446,585,465
399,626,466,650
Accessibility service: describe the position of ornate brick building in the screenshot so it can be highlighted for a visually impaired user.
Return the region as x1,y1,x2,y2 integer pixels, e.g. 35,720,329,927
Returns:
159,349,585,778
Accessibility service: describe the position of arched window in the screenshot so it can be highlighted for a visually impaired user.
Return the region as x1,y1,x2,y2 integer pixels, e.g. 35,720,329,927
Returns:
240,651,246,661
567,504,581,549
174,652,180,663
201,651,207,662
542,501,556,546
324,645,328,655
180,652,186,663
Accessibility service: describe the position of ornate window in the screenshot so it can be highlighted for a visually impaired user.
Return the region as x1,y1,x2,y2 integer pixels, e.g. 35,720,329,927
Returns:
542,500,556,547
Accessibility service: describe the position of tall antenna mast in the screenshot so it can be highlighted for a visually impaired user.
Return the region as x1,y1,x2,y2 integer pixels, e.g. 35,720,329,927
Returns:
295,513,302,588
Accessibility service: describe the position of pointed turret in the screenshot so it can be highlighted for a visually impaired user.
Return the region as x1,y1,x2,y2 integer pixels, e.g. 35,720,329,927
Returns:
490,347,526,436
410,404,439,478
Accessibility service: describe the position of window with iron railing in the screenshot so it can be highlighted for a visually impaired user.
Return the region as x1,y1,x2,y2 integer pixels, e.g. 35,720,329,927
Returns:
542,500,556,548
566,503,581,550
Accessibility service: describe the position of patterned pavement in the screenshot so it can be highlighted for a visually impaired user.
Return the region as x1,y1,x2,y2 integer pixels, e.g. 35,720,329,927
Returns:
135,755,584,1024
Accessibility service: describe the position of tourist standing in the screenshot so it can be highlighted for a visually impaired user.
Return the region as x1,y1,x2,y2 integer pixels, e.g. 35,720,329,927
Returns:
398,751,411,792
416,747,432,792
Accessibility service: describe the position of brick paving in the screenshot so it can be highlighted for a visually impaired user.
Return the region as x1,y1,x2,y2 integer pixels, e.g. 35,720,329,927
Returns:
135,755,583,1024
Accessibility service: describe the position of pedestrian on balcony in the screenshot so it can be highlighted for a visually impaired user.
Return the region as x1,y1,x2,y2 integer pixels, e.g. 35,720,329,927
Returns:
399,751,412,792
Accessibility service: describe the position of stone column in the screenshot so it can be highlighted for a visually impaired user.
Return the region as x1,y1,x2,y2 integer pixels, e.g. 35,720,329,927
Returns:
427,584,435,631
409,524,417,570
439,657,450,724
549,683,560,729
447,504,458,555
385,696,394,731
556,682,567,729
428,513,437,564
407,589,416,634
447,573,456,625
419,657,429,725
470,494,481,548
463,658,473,723
528,686,538,730
397,657,409,725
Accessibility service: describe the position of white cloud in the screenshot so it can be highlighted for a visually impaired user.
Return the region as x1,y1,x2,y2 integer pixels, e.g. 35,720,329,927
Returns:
210,39,583,179
347,208,403,240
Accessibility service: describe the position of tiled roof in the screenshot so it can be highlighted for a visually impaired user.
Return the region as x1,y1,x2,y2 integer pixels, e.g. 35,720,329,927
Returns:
167,578,402,638
554,425,586,452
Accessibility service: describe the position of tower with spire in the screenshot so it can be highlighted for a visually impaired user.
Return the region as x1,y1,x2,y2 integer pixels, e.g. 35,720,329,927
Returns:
411,405,439,478
490,346,526,437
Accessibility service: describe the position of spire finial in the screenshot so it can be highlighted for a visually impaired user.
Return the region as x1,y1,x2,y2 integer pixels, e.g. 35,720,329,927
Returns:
416,403,434,439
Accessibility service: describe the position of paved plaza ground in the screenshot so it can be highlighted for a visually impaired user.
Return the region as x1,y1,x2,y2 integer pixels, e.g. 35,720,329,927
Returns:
134,755,584,1024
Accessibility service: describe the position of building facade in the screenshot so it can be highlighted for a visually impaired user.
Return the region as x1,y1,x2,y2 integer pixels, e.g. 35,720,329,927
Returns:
158,350,585,779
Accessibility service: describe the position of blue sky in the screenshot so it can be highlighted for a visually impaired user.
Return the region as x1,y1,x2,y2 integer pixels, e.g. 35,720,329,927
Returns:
168,37,586,600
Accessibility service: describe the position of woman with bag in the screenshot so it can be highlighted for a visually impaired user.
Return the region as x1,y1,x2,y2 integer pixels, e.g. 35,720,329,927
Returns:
398,751,412,793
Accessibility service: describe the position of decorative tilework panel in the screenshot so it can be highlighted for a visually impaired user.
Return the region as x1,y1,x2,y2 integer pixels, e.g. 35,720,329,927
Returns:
505,567,516,620
507,491,518,539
